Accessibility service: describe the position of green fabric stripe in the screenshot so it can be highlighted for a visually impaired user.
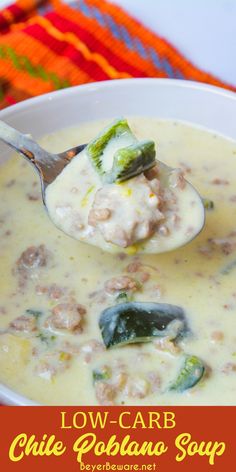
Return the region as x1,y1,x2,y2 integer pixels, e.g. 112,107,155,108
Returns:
0,45,70,90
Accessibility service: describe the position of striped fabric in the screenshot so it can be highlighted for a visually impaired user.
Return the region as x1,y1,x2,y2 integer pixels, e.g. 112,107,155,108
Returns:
0,0,235,109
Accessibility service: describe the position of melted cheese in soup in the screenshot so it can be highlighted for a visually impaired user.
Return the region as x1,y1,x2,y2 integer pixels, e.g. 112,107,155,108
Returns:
0,117,236,405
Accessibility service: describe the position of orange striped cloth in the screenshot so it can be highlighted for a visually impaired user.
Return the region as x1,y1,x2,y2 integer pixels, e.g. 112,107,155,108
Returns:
0,0,235,109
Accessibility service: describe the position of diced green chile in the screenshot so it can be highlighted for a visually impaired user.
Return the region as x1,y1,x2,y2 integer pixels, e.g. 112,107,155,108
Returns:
202,198,214,210
25,309,43,319
115,292,131,304
106,140,156,183
93,368,111,383
99,302,188,349
169,355,205,392
36,332,56,345
86,118,156,182
86,118,134,176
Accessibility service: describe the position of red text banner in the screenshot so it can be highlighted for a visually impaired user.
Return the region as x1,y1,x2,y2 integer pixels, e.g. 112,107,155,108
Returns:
0,407,235,471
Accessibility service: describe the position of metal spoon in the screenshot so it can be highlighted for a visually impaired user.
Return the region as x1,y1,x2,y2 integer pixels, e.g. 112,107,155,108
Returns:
0,120,86,202
0,120,205,254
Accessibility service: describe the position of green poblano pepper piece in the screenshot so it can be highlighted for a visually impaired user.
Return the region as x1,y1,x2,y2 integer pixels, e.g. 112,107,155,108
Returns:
86,118,134,176
106,140,156,183
169,355,205,392
99,302,188,349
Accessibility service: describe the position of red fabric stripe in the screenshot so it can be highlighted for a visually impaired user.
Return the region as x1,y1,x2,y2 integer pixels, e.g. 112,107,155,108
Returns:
0,4,23,33
6,3,28,23
7,3,25,20
46,11,148,78
5,94,17,106
0,15,10,33
24,23,110,81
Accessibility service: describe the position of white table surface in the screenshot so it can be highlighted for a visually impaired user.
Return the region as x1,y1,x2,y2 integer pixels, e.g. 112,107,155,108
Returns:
0,0,236,86
109,0,236,86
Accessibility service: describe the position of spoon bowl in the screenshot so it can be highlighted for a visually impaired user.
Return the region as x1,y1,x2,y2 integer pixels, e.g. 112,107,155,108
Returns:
0,120,86,201
0,119,205,254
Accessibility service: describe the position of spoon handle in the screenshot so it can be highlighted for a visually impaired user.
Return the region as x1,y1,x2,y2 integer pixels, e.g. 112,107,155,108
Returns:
0,120,56,164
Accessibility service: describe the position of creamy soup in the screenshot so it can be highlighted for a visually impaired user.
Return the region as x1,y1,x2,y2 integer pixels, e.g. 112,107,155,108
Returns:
0,117,236,405
45,119,204,254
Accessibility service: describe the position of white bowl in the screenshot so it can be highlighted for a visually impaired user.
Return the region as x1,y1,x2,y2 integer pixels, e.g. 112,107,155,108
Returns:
0,78,236,405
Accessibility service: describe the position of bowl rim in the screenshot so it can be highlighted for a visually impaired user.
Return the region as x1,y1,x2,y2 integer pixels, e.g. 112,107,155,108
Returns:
0,78,235,121
0,384,38,406
0,77,236,406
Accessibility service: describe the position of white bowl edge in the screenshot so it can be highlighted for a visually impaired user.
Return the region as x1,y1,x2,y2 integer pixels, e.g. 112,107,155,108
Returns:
0,78,236,405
